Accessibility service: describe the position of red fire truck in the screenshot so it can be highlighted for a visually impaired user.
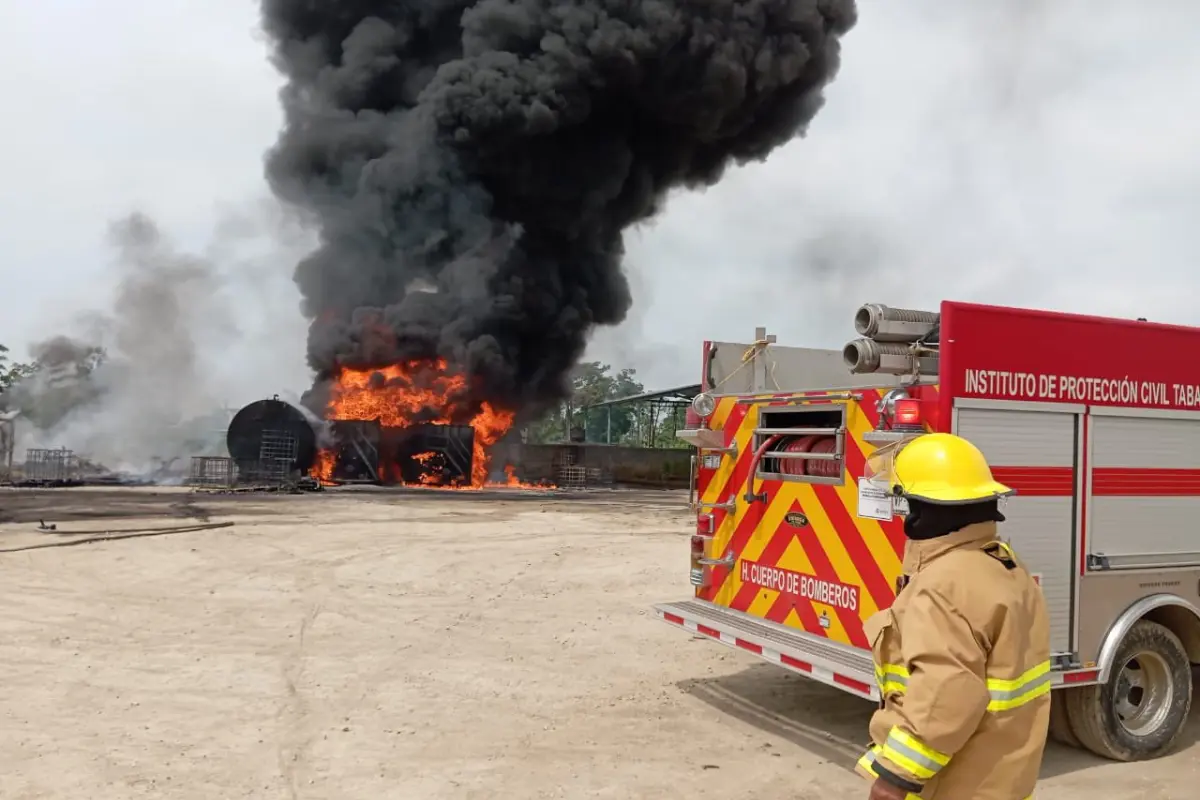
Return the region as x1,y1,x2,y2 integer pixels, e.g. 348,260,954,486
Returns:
658,301,1200,761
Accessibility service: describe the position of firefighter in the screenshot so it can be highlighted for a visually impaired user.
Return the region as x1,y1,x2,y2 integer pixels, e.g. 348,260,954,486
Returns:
858,432,1051,800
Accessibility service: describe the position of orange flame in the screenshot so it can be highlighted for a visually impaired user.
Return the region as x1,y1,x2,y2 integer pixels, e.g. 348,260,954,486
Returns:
310,359,544,489
314,450,337,484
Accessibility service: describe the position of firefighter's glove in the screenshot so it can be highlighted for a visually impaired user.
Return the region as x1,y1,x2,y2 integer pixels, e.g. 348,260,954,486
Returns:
867,778,910,800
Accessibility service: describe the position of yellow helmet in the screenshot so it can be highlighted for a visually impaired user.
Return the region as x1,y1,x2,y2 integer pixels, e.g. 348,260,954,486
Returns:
890,432,1013,505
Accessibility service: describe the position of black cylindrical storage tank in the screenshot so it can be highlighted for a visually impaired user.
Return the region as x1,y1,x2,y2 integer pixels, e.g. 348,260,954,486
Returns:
226,398,318,474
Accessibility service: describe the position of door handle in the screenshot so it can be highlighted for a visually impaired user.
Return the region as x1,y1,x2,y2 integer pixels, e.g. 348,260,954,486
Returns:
688,454,697,510
699,549,735,569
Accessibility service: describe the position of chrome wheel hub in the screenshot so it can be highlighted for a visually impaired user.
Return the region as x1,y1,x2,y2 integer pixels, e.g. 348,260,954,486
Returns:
1113,650,1174,737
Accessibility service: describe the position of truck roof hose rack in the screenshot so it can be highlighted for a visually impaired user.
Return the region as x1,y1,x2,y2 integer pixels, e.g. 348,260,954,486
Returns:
842,338,939,376
854,304,940,343
842,303,941,376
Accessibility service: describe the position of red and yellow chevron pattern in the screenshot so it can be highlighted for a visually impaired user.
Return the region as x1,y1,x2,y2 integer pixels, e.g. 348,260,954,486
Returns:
695,386,939,648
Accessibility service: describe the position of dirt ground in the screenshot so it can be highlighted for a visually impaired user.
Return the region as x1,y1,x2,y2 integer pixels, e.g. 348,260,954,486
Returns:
0,486,1194,799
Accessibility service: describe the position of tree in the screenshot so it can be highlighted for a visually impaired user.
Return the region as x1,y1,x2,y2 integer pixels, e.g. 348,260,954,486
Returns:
627,402,690,448
0,343,109,429
0,344,36,392
526,361,645,443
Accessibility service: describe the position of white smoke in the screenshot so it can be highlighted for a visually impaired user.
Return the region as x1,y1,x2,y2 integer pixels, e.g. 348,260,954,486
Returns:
10,202,312,477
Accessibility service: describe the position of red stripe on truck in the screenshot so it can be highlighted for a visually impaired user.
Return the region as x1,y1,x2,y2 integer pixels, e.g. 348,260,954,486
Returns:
833,673,873,695
988,465,1200,498
780,654,813,672
1091,467,1200,496
990,466,1075,497
735,638,763,655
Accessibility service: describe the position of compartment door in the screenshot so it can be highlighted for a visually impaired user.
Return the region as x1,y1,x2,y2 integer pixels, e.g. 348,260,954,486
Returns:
1088,412,1200,568
954,403,1078,653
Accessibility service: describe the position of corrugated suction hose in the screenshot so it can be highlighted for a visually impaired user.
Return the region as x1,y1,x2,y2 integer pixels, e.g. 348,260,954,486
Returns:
854,304,940,339
843,339,915,373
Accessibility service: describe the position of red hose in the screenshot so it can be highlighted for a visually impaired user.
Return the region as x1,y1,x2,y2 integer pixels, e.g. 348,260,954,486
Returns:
745,434,842,500
744,434,781,501
777,435,820,477
806,436,842,478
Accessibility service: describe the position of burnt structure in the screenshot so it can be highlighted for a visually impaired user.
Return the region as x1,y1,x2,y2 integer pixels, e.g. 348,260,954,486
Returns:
328,420,381,483
225,397,474,487
327,419,474,486
389,423,473,486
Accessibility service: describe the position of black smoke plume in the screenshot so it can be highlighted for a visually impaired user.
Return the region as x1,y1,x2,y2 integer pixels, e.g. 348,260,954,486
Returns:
261,0,858,417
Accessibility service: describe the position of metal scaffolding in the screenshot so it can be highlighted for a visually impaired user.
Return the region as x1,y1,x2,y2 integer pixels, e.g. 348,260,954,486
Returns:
23,448,79,484
257,428,299,484
188,456,238,488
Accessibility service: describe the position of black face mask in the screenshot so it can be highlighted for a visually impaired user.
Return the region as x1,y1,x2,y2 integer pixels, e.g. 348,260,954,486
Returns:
902,498,1005,541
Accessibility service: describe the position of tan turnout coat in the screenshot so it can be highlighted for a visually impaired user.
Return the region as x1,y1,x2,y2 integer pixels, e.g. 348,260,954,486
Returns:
856,522,1051,799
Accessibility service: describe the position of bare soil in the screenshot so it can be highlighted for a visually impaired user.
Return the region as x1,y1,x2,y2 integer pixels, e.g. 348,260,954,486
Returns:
0,486,1194,799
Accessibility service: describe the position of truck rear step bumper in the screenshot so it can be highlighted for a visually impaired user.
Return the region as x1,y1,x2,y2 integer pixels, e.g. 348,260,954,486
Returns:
654,599,880,701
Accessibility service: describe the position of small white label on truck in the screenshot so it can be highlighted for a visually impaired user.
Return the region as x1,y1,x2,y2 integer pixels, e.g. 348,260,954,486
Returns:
857,478,894,521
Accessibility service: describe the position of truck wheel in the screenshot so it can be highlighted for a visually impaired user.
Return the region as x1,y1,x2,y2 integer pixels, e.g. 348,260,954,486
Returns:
1048,692,1081,748
1065,620,1192,761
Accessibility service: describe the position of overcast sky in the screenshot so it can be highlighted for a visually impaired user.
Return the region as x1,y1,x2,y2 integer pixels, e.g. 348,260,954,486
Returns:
3,0,1199,401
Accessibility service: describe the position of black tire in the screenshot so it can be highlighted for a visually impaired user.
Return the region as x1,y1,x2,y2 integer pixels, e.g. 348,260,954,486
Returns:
1065,620,1193,761
1048,691,1082,748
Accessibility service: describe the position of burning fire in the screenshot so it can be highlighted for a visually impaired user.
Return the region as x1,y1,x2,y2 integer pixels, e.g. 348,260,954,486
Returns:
312,360,544,489
411,452,443,486
314,449,336,483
